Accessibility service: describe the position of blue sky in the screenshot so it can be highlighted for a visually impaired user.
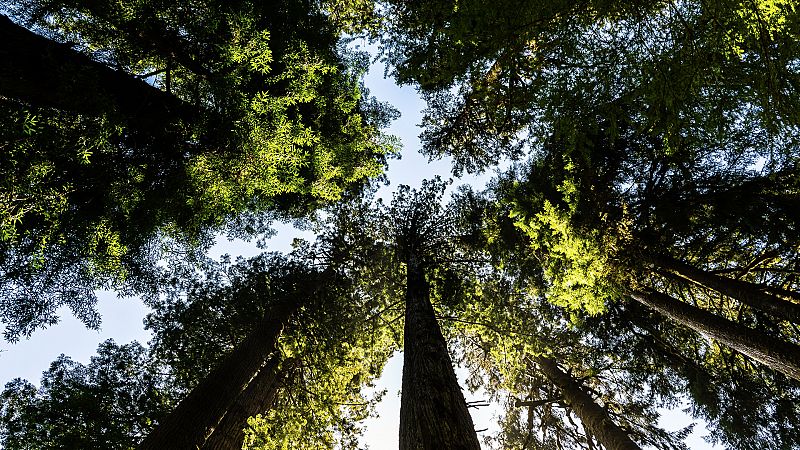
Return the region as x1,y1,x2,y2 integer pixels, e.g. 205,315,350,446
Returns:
0,41,716,450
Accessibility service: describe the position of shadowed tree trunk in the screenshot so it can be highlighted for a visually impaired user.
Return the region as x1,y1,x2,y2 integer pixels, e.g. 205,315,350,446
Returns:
137,301,298,450
202,357,298,450
631,289,800,381
646,253,800,323
0,14,198,141
532,356,642,450
399,255,481,450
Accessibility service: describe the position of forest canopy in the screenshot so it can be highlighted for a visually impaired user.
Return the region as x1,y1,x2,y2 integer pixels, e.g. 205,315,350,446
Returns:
1,0,800,449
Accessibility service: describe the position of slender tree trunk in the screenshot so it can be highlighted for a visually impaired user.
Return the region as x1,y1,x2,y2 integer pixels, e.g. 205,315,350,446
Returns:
647,253,800,323
399,256,481,450
137,302,297,450
202,357,297,450
0,15,197,140
630,289,800,381
533,356,641,450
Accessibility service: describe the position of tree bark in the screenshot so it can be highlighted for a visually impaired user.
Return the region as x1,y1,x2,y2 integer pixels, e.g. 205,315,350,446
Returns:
647,253,800,323
399,256,481,450
532,356,642,450
137,301,297,450
202,357,297,450
630,289,800,381
0,15,198,141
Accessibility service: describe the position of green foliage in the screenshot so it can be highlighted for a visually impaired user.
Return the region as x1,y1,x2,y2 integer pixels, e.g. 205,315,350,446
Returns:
511,199,619,316
244,339,386,450
145,251,396,448
445,272,692,450
0,340,174,450
380,0,800,173
0,0,399,338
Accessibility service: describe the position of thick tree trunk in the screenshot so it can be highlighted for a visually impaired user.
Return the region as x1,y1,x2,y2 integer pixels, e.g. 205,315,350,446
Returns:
0,15,197,140
647,253,800,323
137,302,297,450
399,256,481,450
202,357,297,450
533,356,641,450
631,289,800,381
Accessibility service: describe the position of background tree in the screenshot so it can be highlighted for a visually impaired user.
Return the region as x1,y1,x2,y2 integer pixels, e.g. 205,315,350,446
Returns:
379,0,800,174
0,340,175,449
1,247,396,450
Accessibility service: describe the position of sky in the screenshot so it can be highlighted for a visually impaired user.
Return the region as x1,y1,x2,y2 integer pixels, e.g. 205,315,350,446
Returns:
0,41,717,450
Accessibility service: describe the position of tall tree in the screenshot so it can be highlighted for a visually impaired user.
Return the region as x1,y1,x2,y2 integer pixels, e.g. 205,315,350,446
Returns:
141,251,393,449
0,0,398,340
382,180,482,449
447,183,800,449
137,300,298,449
2,249,395,450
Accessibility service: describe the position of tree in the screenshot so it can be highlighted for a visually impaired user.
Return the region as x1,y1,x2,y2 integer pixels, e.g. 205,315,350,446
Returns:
0,340,174,449
137,300,298,449
373,180,480,449
1,249,396,450
0,0,398,339
449,180,800,449
379,0,800,173
301,180,485,448
440,257,691,449
615,301,800,450
140,251,393,449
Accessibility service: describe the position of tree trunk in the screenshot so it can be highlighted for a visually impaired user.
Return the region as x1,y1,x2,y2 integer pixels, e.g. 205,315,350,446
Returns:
137,301,297,450
630,289,800,381
532,356,642,450
647,253,800,323
202,357,297,450
0,15,197,142
399,256,481,450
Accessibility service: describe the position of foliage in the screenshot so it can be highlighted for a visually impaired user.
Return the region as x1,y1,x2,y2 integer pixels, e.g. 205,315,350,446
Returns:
144,250,396,448
0,340,174,450
447,178,800,448
380,0,800,173
444,270,692,449
0,0,399,338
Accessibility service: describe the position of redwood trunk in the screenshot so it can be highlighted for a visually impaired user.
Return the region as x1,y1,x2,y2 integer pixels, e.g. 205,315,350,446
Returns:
0,15,197,139
137,302,297,450
202,357,296,450
533,356,641,450
399,256,481,450
631,289,800,381
648,253,800,323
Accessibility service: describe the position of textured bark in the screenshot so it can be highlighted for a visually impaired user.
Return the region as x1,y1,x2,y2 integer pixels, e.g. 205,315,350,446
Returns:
399,256,481,450
533,356,642,450
203,357,297,450
647,253,800,323
137,302,297,450
0,15,197,139
631,289,800,381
